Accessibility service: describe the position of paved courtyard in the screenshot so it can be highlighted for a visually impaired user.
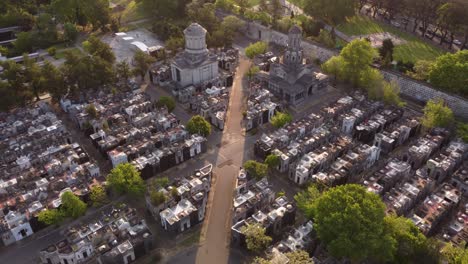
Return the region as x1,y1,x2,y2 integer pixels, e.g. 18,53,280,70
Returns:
101,28,164,62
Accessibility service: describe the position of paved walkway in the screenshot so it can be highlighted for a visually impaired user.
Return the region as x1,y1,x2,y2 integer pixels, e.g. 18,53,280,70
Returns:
195,58,251,264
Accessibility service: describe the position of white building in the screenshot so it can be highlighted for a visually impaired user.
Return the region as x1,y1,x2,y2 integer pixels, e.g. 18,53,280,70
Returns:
0,211,34,246
171,23,219,88
108,150,128,168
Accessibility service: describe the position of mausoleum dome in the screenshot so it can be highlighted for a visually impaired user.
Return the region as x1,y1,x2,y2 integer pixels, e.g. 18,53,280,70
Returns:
184,23,206,37
184,23,208,55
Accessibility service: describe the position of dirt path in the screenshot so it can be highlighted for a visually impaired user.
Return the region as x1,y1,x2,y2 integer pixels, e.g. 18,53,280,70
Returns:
195,58,251,264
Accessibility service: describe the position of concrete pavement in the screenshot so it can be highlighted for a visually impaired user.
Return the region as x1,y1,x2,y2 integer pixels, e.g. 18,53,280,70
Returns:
195,58,252,264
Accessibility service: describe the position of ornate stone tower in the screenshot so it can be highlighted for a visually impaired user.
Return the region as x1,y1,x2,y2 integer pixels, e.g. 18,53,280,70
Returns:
183,23,209,63
283,25,303,71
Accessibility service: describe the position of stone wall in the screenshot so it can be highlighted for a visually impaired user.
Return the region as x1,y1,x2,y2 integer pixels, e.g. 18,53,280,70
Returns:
243,21,336,62
382,70,468,119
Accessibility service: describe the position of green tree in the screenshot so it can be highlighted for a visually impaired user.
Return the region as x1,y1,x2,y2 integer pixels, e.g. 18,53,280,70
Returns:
116,60,132,88
40,61,66,102
317,29,334,48
142,0,181,19
61,191,87,219
156,96,176,112
251,257,271,264
90,185,108,207
359,68,385,99
285,250,314,264
238,0,249,16
441,242,468,264
271,0,283,26
186,115,211,136
216,15,245,48
62,51,115,92
165,36,184,54
245,41,268,59
246,65,260,80
241,223,272,252
379,38,394,63
243,160,268,180
304,0,355,40
294,184,321,219
83,35,115,64
64,22,78,42
22,54,43,101
13,31,33,55
187,2,218,32
38,209,64,225
382,80,405,107
0,59,33,108
457,122,468,143
408,60,432,81
312,184,395,262
150,190,167,206
264,154,280,169
322,55,345,82
133,50,156,80
384,215,440,264
428,50,468,96
51,0,110,29
86,104,98,118
107,163,146,196
154,177,170,188
34,13,58,47
421,99,455,129
340,39,379,86
270,111,292,128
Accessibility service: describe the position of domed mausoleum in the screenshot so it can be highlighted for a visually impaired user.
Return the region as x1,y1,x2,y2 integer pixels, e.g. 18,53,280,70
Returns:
171,23,219,88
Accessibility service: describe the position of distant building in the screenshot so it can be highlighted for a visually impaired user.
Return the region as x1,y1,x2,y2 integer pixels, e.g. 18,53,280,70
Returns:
171,23,219,88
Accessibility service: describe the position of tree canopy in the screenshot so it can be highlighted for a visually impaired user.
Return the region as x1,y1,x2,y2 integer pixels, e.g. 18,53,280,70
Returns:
428,50,468,96
186,115,211,137
245,41,268,59
156,96,176,112
107,163,146,196
385,215,440,264
83,35,116,64
264,154,280,169
284,250,314,264
133,50,156,79
312,184,395,262
243,160,268,180
270,111,292,128
38,209,63,226
90,185,108,207
241,223,272,252
322,39,404,104
61,191,87,219
441,242,468,264
421,99,454,129
303,0,354,30
294,184,321,219
457,123,468,143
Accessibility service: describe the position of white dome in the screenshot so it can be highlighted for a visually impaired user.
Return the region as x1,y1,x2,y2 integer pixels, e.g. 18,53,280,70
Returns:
184,23,208,55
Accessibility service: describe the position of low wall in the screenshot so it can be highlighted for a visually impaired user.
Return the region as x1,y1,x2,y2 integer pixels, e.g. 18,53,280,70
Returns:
381,70,468,119
243,21,336,62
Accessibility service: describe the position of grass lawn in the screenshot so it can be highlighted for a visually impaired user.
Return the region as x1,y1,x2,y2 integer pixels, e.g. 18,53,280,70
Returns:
114,0,147,24
337,16,447,63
